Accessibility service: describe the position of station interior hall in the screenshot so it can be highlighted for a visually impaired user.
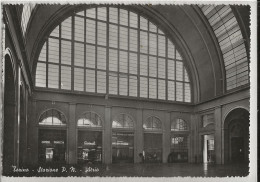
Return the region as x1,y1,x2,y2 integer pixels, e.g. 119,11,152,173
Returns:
1,4,252,177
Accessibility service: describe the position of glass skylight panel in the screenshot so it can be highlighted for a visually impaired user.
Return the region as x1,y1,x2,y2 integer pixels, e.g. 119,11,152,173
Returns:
61,17,71,40
168,59,175,80
140,54,148,76
119,51,128,73
48,64,59,89
74,42,84,67
129,29,138,52
119,74,128,96
97,71,106,93
50,26,59,37
140,31,148,53
36,63,46,87
140,77,148,98
158,58,165,78
149,56,157,77
168,80,175,101
39,43,46,62
76,10,84,16
176,82,183,101
158,79,165,100
149,33,157,55
119,26,128,50
129,76,137,97
129,53,137,75
129,12,138,28
168,41,175,59
140,16,148,31
74,67,84,91
74,17,85,42
86,44,96,69
86,19,96,44
109,72,118,95
176,61,183,81
48,38,59,64
61,66,71,90
86,69,95,92
97,47,106,70
97,22,107,46
109,24,118,48
119,9,128,26
184,83,191,102
109,49,118,71
149,78,157,99
158,35,165,57
109,7,118,23
86,8,96,19
149,22,157,33
176,50,182,60
97,7,107,21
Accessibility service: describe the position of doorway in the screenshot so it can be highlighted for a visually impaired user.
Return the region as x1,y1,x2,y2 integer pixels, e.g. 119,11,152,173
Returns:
202,134,215,163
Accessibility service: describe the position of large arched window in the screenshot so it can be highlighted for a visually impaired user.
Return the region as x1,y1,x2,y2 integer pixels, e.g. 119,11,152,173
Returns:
171,118,188,131
35,6,191,103
39,109,66,126
77,112,102,127
143,116,162,130
112,113,134,129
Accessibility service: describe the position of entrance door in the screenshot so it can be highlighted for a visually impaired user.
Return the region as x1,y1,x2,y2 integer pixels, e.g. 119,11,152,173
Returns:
38,129,66,164
202,134,215,163
144,133,162,163
112,132,134,163
231,137,244,163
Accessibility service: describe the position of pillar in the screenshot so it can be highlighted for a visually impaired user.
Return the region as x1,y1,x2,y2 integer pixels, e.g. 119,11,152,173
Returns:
214,106,222,164
190,114,199,163
134,108,143,163
68,103,77,164
103,106,112,164
162,112,171,163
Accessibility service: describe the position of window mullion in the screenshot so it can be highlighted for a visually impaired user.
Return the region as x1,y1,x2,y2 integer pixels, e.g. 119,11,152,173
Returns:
166,38,168,100
46,38,49,88
147,22,150,99
106,7,109,95
95,8,98,93
183,61,185,102
127,10,130,96
174,47,176,101
84,9,86,92
59,24,62,89
117,8,120,95
156,27,158,99
71,16,75,91
137,15,140,98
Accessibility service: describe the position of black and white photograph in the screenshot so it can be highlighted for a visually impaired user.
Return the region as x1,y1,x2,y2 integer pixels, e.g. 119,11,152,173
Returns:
0,1,257,182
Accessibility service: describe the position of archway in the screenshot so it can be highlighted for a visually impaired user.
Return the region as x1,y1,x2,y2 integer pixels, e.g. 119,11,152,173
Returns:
224,108,249,164
3,54,16,174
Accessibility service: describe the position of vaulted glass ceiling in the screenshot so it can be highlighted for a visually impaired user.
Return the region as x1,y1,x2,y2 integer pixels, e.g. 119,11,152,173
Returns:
35,7,191,103
199,5,249,91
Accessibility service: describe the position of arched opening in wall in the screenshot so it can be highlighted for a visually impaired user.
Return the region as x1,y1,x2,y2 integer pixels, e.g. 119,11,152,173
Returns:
77,112,103,164
3,54,16,174
38,109,67,165
112,114,134,163
168,119,189,163
19,85,27,166
224,108,249,164
143,116,162,163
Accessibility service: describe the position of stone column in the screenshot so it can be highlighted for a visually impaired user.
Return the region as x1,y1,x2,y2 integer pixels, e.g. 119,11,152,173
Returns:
214,106,222,164
134,108,143,163
191,114,199,163
68,103,77,164
104,106,112,164
162,112,171,163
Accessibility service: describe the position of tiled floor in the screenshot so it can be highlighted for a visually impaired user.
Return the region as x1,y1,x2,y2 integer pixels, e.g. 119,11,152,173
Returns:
6,162,249,177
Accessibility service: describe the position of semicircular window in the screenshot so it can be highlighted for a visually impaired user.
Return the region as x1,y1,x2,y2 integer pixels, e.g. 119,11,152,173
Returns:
39,109,66,126
171,119,188,131
143,116,162,130
112,114,134,129
78,112,102,127
35,6,191,103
